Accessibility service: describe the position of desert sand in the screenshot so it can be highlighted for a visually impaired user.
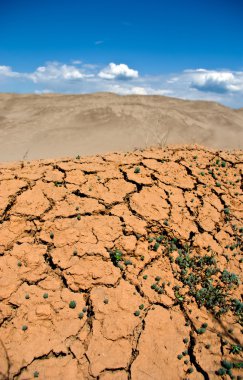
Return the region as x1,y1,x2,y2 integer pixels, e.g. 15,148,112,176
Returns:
0,143,242,379
0,93,243,162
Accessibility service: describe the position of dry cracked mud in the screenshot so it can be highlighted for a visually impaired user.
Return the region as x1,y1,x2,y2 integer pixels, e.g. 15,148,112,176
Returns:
0,144,242,380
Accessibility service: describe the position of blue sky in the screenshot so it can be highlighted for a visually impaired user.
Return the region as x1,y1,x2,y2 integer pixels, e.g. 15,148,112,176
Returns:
0,0,243,107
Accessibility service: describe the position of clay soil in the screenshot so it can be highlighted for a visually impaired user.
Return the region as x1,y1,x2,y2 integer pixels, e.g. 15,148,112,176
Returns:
0,144,242,380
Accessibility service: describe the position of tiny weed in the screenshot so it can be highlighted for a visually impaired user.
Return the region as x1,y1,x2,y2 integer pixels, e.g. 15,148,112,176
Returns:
153,242,160,251
78,312,84,319
134,310,140,316
22,325,28,331
69,301,77,309
50,232,54,239
33,371,39,378
25,294,30,300
230,344,242,355
197,328,206,334
221,360,233,370
216,368,227,376
43,293,48,299
134,167,140,174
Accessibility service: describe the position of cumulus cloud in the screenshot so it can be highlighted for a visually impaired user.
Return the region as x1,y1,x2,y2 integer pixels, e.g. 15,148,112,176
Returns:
189,69,242,93
0,65,20,78
27,62,93,83
98,63,139,80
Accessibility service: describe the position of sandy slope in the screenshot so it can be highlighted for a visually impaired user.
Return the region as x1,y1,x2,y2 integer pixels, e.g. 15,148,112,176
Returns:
0,145,242,379
0,93,243,162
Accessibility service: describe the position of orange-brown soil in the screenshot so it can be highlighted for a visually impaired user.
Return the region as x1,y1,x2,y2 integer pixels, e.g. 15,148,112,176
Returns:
0,144,242,380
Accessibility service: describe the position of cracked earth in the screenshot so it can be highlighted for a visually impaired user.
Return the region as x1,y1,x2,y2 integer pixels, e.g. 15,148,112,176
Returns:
0,144,242,380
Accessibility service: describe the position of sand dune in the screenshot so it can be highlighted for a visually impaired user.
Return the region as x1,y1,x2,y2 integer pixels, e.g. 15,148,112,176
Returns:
0,93,242,162
0,145,242,379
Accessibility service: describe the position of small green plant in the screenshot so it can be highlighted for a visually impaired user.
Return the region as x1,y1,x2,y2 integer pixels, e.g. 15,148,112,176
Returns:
221,161,226,167
50,232,54,239
43,293,48,299
104,298,109,304
134,310,140,316
110,249,123,266
155,276,161,282
177,354,183,360
187,368,194,374
83,307,87,312
221,360,233,370
77,214,81,220
25,294,30,299
17,261,22,267
153,242,160,251
134,167,140,174
183,338,189,344
69,301,77,309
33,371,39,378
78,312,84,319
197,327,206,334
143,275,148,280
22,325,28,331
139,304,144,310
164,219,169,226
216,368,226,376
224,208,230,215
230,344,242,355
124,260,132,266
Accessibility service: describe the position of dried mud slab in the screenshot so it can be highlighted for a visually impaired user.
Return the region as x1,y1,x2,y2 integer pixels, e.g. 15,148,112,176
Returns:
0,144,242,380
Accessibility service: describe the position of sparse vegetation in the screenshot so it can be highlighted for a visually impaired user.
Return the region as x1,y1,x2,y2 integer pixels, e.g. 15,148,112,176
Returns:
69,301,77,309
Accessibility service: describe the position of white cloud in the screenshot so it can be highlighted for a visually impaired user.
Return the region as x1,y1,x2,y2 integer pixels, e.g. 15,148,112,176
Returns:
27,62,93,83
0,65,20,78
34,89,53,94
71,60,82,65
98,62,139,80
104,84,172,96
95,40,104,45
189,69,243,93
